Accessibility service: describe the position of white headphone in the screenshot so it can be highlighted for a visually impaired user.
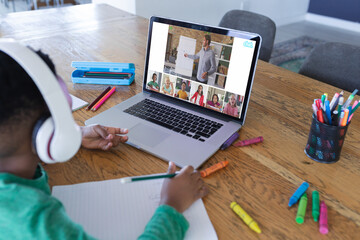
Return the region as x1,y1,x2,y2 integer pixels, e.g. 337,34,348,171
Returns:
0,39,82,164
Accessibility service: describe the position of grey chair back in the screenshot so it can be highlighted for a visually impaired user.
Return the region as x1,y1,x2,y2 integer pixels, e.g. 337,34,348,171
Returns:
219,10,276,62
299,42,360,93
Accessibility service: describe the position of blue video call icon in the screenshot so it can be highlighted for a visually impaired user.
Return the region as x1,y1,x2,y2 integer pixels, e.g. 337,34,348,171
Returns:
243,41,254,48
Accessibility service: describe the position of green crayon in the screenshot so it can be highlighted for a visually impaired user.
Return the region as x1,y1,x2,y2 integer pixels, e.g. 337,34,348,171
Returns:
312,191,320,222
296,193,308,224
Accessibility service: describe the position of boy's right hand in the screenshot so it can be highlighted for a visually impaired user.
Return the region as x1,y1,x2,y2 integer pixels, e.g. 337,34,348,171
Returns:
159,162,209,213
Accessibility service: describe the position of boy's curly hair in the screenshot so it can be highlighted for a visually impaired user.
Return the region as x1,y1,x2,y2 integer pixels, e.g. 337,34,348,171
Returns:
0,49,56,126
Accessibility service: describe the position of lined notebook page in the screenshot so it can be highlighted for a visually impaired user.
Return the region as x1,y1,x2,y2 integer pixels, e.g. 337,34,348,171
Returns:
52,178,217,240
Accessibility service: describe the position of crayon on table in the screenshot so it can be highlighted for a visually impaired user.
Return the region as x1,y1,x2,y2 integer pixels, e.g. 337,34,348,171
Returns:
233,136,263,147
288,182,309,207
200,160,229,177
319,201,329,234
230,202,261,234
220,132,239,150
312,191,320,222
296,193,308,224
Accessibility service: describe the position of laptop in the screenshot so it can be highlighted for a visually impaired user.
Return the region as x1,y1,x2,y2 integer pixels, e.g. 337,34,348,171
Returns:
85,16,261,169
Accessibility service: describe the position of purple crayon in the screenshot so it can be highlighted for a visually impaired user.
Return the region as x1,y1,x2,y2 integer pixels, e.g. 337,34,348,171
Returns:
288,182,309,207
233,136,263,147
221,132,239,150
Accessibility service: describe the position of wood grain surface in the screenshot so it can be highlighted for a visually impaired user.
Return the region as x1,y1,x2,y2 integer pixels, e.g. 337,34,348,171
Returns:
1,4,359,239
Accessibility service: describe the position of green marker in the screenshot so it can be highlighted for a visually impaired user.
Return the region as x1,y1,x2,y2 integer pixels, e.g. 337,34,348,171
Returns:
296,193,308,224
120,173,176,183
312,191,320,222
321,94,326,110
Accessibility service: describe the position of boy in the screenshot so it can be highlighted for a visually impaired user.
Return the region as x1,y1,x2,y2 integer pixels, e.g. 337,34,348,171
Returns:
0,46,208,239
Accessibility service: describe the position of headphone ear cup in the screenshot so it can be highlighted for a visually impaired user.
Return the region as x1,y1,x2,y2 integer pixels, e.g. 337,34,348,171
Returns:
32,116,55,164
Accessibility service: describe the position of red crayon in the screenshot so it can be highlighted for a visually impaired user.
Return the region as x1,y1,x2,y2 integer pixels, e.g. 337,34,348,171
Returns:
233,136,263,147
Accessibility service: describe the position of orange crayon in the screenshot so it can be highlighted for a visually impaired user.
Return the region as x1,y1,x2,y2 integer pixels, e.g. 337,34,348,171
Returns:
200,160,229,177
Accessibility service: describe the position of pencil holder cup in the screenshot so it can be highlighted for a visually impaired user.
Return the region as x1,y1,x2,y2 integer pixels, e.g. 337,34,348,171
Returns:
304,115,349,163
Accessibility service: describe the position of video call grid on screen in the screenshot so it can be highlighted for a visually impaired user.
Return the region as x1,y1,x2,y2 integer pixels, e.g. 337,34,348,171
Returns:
145,20,257,120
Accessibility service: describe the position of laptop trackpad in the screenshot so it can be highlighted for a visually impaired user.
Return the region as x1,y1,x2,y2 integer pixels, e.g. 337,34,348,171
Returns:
128,124,170,148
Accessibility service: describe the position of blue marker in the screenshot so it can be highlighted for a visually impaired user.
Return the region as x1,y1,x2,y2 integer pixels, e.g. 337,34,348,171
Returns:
325,100,332,125
288,182,309,207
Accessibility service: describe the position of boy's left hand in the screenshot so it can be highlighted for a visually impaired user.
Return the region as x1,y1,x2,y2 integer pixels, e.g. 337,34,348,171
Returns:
81,125,128,150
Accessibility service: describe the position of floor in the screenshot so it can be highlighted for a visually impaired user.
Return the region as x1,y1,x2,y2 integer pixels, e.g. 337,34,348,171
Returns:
275,21,360,47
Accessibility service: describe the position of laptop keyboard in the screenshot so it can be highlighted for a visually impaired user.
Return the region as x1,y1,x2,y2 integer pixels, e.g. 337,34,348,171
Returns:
123,99,223,142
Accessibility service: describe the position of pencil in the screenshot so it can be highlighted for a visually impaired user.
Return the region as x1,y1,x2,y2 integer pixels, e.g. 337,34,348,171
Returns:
86,86,111,111
120,173,177,184
91,86,116,111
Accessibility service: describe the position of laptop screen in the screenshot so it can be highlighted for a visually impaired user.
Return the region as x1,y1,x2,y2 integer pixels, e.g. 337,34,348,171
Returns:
143,17,261,123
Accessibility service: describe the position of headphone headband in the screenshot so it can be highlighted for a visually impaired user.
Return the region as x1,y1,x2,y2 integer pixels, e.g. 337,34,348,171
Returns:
0,39,81,163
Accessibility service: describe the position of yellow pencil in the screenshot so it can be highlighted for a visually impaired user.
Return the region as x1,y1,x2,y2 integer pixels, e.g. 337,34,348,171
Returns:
230,201,261,234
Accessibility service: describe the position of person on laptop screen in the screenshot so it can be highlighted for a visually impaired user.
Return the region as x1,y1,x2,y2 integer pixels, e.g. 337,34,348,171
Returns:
147,73,160,92
223,94,239,118
206,94,222,112
0,46,208,239
175,81,189,100
190,84,205,106
161,75,175,96
184,35,216,84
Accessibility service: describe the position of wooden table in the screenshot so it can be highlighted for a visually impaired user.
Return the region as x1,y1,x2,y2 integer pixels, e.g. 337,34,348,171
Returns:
1,4,359,239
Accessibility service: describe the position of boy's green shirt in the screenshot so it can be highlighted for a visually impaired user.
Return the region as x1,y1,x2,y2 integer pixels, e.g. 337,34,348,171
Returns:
0,165,188,240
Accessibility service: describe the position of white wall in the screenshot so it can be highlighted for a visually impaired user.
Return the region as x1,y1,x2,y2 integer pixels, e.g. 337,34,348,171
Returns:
135,0,246,26
134,0,310,26
93,0,310,27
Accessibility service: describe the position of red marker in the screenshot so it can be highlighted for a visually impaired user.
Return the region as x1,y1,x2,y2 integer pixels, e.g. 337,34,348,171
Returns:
317,110,324,123
233,136,263,147
315,99,321,110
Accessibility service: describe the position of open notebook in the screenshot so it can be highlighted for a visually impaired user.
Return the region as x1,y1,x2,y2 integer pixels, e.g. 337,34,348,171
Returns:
52,178,217,240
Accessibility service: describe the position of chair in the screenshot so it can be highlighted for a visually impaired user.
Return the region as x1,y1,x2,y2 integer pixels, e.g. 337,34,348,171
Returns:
219,10,276,62
299,42,360,93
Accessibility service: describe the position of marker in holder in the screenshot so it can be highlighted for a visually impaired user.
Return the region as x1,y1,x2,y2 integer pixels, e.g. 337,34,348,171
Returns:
304,114,349,163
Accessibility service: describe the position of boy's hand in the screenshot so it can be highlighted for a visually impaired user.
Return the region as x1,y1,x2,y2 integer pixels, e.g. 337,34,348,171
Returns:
81,125,128,150
160,162,209,213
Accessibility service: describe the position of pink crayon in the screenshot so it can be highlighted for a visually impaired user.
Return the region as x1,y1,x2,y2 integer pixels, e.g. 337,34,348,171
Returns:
319,201,329,235
233,136,263,147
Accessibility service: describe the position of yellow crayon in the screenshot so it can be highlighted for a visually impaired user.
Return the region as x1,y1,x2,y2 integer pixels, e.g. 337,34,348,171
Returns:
230,201,261,234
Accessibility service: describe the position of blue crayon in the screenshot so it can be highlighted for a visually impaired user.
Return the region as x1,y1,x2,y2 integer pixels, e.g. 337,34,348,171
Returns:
288,182,309,207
